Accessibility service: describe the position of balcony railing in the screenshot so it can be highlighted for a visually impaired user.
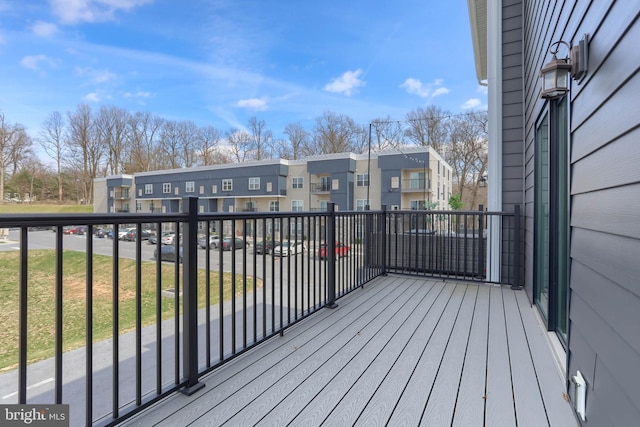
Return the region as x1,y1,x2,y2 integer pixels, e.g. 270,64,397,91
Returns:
401,178,431,191
0,199,521,426
113,191,130,200
310,182,331,193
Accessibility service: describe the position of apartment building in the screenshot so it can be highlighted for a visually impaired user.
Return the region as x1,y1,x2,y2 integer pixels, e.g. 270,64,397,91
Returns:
94,146,452,215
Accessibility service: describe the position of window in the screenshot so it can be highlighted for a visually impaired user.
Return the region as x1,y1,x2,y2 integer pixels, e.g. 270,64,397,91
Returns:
199,185,205,194
186,181,195,193
249,177,260,190
356,173,369,187
410,200,427,210
174,186,179,195
138,189,142,197
356,199,370,211
332,179,339,190
212,184,217,194
319,200,328,211
291,200,303,212
266,182,272,192
145,184,153,194
292,177,304,189
162,183,171,194
269,200,279,212
136,202,142,212
391,176,399,188
409,172,426,189
222,179,232,192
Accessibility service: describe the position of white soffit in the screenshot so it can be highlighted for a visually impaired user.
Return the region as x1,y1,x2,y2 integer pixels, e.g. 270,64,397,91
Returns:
467,0,488,83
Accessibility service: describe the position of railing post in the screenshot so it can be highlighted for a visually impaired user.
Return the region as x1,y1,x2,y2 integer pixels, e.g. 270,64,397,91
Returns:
181,196,205,395
326,202,338,308
512,204,523,290
478,205,485,279
381,205,388,276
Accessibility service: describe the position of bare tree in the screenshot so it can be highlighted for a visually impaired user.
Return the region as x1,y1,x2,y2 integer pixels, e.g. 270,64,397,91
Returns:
126,112,164,172
405,105,451,153
177,120,199,168
227,129,254,163
67,103,102,204
196,126,223,166
95,105,130,175
370,116,405,151
0,114,32,202
308,111,361,155
447,111,488,207
158,120,182,169
281,122,309,160
247,117,273,160
39,111,67,202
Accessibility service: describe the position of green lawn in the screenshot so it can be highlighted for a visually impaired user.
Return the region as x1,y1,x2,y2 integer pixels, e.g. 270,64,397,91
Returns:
0,203,93,214
0,250,258,371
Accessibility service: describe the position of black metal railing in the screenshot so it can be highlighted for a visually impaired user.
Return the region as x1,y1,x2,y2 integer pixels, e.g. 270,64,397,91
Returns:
0,199,521,426
310,182,331,192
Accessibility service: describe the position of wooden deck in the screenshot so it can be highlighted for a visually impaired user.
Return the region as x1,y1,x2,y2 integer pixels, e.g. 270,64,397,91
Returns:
120,275,578,426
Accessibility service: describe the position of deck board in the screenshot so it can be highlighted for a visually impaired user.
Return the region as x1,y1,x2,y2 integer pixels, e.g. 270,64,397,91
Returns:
119,275,578,427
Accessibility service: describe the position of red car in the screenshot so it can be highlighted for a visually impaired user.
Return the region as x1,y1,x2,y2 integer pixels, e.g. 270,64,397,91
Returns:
318,242,351,259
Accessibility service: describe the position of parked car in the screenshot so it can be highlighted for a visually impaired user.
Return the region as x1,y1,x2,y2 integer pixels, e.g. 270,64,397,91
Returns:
198,234,221,249
318,242,351,259
116,227,134,239
94,227,109,238
123,229,154,241
28,225,52,231
221,237,245,251
149,231,171,245
154,245,183,263
273,241,304,257
254,240,280,254
161,233,177,245
62,225,83,235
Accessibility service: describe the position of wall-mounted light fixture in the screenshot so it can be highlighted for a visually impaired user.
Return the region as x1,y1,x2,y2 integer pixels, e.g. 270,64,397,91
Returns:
478,173,488,188
540,34,589,99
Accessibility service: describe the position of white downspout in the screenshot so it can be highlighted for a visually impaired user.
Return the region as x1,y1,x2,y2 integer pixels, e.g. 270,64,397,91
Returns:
487,0,502,282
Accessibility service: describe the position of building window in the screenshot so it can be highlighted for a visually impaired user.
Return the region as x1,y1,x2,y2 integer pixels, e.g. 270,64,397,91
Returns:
136,202,142,212
356,199,370,211
249,177,260,190
199,185,205,194
332,179,339,190
356,173,369,187
212,184,217,194
391,176,399,189
266,182,272,192
291,200,303,212
409,172,426,189
162,183,171,194
145,184,153,194
174,186,179,195
269,200,279,212
292,177,304,189
319,200,328,211
410,200,427,210
222,179,232,192
138,189,142,197
186,181,195,193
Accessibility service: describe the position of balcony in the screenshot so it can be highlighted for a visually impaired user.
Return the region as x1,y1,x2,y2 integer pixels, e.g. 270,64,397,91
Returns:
0,201,577,426
113,191,130,200
401,178,431,192
311,182,331,193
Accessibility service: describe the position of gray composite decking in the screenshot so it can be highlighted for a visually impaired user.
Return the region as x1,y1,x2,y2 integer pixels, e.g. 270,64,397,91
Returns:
120,275,578,426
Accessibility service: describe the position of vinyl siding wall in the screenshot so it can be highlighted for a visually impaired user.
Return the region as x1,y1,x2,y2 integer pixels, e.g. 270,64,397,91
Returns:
522,1,640,425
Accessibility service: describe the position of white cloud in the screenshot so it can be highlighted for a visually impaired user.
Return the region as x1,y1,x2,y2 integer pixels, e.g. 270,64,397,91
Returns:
123,90,151,98
477,85,488,95
461,98,482,109
236,97,268,111
50,0,154,24
20,54,57,71
31,20,58,37
324,69,365,96
75,66,117,84
84,92,100,102
400,78,449,99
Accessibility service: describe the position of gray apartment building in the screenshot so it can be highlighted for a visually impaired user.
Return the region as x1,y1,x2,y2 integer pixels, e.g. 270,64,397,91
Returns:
94,146,452,216
469,0,640,424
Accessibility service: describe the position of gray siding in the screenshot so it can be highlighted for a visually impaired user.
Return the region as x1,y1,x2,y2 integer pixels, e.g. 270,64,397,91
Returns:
522,1,640,424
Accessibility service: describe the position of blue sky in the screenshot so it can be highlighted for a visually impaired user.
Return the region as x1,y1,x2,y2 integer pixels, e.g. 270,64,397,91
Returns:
0,0,486,141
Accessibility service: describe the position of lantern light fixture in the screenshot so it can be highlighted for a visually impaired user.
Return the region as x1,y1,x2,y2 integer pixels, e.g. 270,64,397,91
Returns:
540,34,589,99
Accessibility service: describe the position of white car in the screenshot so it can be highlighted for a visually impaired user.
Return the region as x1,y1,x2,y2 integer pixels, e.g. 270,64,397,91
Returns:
273,241,304,257
161,233,176,245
